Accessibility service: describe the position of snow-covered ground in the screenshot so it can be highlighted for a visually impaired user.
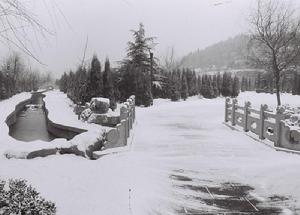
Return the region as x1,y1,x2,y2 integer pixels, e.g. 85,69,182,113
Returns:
1,92,300,214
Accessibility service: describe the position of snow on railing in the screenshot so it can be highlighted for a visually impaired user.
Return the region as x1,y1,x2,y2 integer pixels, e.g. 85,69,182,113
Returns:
225,98,300,153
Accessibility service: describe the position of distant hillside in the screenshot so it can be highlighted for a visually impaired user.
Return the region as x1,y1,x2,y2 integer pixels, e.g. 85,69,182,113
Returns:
180,35,250,71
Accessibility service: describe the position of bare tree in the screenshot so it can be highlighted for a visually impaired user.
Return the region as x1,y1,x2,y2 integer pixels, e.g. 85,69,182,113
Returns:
248,0,300,106
0,0,65,64
162,46,182,71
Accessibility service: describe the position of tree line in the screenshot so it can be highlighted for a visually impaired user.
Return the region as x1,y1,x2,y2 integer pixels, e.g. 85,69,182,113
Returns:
0,53,52,101
58,23,242,107
157,71,240,101
58,57,117,109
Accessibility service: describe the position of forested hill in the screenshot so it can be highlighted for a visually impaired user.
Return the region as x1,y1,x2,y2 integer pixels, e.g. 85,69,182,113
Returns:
180,34,250,70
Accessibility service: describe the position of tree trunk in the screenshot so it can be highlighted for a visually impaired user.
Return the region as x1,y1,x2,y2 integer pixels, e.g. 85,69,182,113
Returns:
275,71,281,106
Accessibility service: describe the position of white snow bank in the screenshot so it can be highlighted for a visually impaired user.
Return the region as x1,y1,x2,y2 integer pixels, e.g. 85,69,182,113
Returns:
91,97,110,104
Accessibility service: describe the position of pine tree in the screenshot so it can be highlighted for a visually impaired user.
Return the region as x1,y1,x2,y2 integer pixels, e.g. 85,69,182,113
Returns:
241,77,246,92
212,75,219,97
197,75,202,94
181,71,188,100
232,76,240,97
59,72,68,93
76,66,88,104
86,55,103,101
201,75,215,98
217,73,222,94
292,71,299,95
0,71,7,100
122,23,155,106
170,70,180,101
255,73,262,91
221,72,233,97
103,58,116,110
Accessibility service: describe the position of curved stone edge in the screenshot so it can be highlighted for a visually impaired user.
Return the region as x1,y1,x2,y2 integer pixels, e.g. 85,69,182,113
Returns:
4,92,104,160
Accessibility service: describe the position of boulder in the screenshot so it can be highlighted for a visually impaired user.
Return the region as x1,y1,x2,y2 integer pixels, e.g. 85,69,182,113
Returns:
88,113,120,126
88,113,108,125
90,97,110,114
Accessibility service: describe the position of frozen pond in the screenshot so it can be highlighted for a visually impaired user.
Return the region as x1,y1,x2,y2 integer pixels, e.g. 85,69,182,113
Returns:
9,94,55,142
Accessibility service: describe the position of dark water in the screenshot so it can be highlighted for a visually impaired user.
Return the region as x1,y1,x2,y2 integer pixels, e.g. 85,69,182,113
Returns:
9,94,55,142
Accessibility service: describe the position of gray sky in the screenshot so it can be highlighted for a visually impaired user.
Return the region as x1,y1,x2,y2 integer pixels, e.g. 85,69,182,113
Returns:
2,0,259,77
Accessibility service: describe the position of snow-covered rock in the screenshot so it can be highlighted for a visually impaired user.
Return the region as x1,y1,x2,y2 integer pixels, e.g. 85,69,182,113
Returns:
88,113,120,126
90,97,110,114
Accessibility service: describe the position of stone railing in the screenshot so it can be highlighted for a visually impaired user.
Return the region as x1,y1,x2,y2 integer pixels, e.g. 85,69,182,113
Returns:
93,96,136,159
225,98,300,153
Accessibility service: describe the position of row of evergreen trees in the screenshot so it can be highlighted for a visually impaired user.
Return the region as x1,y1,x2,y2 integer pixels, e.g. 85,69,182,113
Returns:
58,23,242,107
159,71,240,101
59,57,117,109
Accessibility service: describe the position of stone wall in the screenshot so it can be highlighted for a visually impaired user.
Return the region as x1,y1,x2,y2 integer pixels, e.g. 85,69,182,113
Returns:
93,95,136,159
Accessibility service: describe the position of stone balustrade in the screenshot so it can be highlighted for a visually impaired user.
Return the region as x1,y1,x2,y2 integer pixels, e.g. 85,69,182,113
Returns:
225,98,300,153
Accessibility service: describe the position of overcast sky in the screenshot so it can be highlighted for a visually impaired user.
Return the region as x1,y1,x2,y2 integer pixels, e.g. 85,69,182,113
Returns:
1,0,262,77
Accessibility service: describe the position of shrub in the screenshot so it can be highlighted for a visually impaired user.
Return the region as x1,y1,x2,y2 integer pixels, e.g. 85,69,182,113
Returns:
0,179,56,214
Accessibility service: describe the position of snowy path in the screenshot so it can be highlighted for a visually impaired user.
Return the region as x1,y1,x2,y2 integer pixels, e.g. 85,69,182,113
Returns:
1,92,300,214
131,94,300,214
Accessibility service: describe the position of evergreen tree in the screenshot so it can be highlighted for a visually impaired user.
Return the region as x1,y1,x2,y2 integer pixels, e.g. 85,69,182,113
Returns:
197,75,202,94
59,72,68,93
212,75,219,96
201,75,215,98
86,55,103,101
103,58,116,110
217,73,222,94
292,71,300,95
122,23,155,106
0,72,7,99
255,73,262,91
221,72,233,97
170,70,180,101
241,77,247,92
232,76,240,97
181,71,188,100
76,67,88,104
135,69,153,106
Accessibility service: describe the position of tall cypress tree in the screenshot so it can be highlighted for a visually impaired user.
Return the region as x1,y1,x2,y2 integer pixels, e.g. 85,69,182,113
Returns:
232,76,240,97
221,72,233,97
197,75,202,94
170,70,180,101
86,55,103,101
103,58,116,110
181,71,188,100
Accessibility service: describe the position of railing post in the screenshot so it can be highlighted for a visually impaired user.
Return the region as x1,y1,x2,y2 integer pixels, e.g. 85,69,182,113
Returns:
259,104,268,140
244,101,251,132
225,98,230,122
231,99,237,126
275,107,286,147
131,95,136,122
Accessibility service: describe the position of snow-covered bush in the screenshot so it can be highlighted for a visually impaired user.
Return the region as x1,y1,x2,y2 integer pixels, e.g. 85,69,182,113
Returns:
0,179,56,214
80,108,92,121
